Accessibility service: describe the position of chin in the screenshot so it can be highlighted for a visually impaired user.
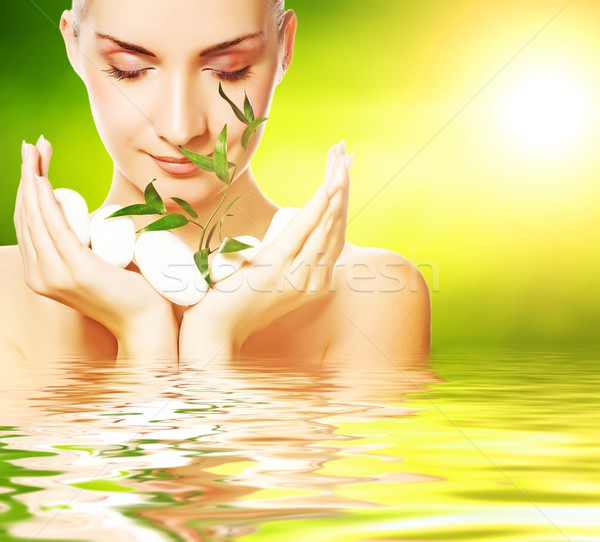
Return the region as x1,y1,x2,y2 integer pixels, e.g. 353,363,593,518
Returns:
162,180,222,203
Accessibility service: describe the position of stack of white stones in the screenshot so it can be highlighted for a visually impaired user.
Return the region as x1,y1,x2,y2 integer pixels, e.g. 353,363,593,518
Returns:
53,188,298,306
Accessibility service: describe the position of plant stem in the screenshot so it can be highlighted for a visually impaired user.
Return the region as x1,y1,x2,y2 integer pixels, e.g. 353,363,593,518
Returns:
198,183,231,251
197,146,249,251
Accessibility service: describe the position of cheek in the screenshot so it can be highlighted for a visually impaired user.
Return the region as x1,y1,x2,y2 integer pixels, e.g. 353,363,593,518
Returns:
84,70,143,150
251,57,279,113
230,64,278,156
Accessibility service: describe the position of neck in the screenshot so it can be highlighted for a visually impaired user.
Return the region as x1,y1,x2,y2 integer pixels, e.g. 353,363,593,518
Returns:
95,163,279,253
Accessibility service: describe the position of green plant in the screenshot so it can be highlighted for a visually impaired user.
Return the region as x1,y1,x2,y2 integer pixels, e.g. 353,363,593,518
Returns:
105,82,268,288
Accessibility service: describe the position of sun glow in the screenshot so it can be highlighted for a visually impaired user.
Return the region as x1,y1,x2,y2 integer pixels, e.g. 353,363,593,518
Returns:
498,69,590,155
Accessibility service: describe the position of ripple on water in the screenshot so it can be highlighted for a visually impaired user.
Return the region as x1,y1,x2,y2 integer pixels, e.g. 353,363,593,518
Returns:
1,344,599,541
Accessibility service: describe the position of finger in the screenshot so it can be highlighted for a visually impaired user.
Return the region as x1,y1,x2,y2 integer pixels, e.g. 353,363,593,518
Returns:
21,144,62,268
35,173,87,260
14,216,36,271
322,152,352,262
297,148,352,271
324,146,351,223
14,188,37,268
17,143,39,262
15,142,25,234
14,198,38,266
324,143,337,184
14,143,35,266
14,139,34,220
255,145,343,265
36,135,53,178
294,154,347,270
331,149,354,192
274,164,339,262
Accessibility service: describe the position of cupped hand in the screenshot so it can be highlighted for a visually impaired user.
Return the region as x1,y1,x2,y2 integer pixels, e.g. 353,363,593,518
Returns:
180,140,352,353
13,136,177,341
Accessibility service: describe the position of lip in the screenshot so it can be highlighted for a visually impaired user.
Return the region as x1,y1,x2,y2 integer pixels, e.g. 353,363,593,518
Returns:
149,151,213,176
153,155,193,163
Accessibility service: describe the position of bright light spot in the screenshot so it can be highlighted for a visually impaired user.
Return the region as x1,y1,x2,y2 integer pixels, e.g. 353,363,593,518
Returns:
499,70,590,154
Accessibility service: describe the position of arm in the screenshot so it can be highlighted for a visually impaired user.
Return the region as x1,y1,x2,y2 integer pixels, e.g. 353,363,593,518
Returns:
116,306,180,363
177,325,237,365
178,303,263,363
325,249,431,365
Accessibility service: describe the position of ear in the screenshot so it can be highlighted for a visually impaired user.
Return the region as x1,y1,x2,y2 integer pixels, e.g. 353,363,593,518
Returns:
276,9,297,85
59,10,84,80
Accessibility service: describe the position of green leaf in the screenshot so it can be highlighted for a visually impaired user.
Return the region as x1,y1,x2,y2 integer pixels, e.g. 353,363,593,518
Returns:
177,147,234,172
243,91,255,122
144,180,167,214
218,236,255,253
104,204,158,219
169,197,199,220
136,214,189,233
178,146,215,171
194,248,213,288
205,221,219,249
241,117,268,152
218,81,249,125
213,124,230,184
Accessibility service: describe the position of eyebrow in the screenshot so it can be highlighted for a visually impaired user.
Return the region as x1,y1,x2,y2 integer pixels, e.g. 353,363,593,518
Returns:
95,31,265,58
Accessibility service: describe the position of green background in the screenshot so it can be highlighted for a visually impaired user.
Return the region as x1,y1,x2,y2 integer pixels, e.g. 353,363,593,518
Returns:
2,1,599,348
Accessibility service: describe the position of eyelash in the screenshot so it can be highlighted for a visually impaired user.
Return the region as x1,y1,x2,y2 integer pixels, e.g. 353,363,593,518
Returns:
101,65,254,82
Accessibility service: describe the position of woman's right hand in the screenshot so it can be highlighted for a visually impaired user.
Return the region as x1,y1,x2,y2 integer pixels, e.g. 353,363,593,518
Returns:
14,137,177,345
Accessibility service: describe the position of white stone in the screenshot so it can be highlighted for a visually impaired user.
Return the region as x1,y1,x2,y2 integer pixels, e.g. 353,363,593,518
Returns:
135,230,209,306
262,206,299,246
211,235,261,283
90,205,136,268
53,188,90,247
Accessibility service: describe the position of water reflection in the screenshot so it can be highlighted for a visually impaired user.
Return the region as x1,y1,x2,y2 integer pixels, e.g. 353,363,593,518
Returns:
2,346,599,541
2,353,440,541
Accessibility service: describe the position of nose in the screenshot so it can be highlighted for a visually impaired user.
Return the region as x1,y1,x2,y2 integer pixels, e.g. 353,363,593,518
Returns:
153,70,208,148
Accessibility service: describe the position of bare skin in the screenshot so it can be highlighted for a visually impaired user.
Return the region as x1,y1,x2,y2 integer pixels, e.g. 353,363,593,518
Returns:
0,238,431,365
1,0,431,366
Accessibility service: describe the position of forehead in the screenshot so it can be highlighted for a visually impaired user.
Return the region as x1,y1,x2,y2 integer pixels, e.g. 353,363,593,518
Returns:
87,0,273,55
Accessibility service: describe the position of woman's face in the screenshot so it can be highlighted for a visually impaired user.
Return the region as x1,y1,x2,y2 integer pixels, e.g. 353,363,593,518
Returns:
61,0,293,202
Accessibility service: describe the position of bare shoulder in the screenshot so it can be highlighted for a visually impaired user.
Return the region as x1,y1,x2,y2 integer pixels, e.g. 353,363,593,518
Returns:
326,242,431,363
337,243,429,293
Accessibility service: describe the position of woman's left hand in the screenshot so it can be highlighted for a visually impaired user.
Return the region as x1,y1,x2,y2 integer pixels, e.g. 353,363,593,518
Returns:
179,141,353,360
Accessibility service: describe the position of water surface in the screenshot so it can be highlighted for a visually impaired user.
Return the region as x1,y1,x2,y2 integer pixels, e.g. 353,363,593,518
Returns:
1,345,598,541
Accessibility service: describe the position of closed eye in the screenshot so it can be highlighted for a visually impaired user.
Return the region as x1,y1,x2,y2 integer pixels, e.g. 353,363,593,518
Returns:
101,65,254,82
212,66,254,82
101,65,149,81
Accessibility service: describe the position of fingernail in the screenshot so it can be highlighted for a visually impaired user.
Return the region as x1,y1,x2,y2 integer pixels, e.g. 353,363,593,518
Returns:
338,139,346,155
36,134,45,147
33,174,42,190
345,153,354,170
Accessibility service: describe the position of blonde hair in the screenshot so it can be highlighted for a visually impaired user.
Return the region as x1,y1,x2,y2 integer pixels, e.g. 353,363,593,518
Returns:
73,0,286,39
